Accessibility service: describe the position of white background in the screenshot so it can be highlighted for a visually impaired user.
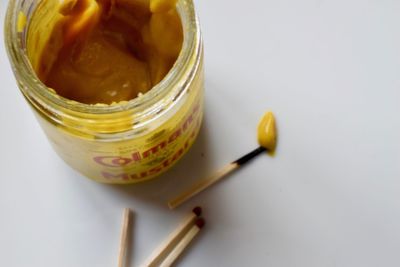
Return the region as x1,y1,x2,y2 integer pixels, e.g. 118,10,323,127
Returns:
1,0,400,266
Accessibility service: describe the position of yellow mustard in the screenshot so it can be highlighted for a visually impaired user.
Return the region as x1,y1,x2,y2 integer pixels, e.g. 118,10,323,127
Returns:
32,0,183,104
257,111,277,153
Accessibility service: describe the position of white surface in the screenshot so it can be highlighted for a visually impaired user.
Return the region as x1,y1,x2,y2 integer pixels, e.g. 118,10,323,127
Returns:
1,0,400,266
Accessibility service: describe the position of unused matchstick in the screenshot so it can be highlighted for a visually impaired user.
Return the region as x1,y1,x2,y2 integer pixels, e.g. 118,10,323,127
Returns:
142,207,202,267
168,111,277,209
158,218,205,267
117,208,131,267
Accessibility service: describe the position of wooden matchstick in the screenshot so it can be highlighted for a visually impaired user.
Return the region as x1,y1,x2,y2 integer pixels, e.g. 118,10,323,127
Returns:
168,147,266,209
158,218,205,267
168,111,277,209
117,208,131,267
142,207,202,267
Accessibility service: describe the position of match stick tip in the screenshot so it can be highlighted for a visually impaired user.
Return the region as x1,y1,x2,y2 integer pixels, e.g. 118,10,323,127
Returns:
195,218,205,229
192,206,202,216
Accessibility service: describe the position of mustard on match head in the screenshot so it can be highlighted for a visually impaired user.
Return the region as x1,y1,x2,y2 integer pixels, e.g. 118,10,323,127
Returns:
257,111,277,152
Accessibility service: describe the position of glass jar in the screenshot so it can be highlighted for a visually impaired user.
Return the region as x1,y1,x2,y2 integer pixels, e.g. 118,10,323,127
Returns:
4,0,204,184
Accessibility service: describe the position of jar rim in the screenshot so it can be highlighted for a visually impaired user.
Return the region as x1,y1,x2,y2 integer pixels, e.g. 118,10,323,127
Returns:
4,0,201,116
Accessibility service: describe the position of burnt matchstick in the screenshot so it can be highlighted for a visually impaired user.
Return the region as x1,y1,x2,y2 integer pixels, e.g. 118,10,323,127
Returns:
168,111,277,209
158,218,206,267
142,207,202,267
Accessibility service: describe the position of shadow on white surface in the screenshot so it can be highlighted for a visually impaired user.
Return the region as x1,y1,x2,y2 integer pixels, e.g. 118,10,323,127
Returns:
94,117,215,208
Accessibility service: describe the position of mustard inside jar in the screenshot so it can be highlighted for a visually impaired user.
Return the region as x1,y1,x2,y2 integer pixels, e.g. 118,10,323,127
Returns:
5,0,204,183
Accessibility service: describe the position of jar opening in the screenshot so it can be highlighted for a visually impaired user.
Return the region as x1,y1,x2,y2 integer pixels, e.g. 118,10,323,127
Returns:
27,0,184,105
5,0,201,115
